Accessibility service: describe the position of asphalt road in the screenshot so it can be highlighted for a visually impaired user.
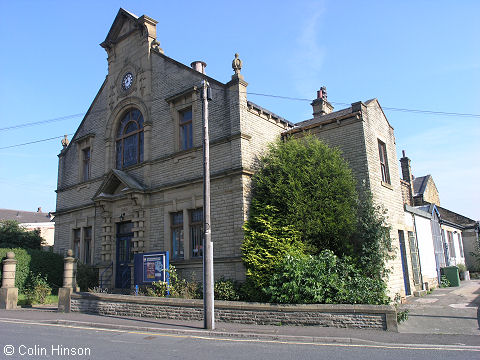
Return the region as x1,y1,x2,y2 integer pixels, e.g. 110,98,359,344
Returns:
1,321,478,360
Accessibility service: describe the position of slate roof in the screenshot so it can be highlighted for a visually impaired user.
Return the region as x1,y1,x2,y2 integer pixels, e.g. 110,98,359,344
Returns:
293,98,377,129
437,206,477,227
0,209,53,223
413,175,431,196
247,101,294,127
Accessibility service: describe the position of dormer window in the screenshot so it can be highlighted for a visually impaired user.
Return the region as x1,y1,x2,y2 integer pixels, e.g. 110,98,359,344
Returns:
82,147,91,181
116,109,144,169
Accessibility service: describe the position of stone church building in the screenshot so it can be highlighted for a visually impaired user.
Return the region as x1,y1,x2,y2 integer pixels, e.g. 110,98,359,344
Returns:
54,8,409,298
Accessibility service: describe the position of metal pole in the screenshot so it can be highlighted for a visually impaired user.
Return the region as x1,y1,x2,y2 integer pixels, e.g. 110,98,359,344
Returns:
202,80,214,330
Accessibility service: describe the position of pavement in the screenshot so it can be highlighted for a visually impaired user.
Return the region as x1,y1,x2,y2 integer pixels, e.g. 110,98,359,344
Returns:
1,280,479,349
398,279,480,336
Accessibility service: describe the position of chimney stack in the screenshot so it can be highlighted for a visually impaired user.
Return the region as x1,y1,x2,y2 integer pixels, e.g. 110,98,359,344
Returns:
400,150,413,183
37,207,42,213
400,150,415,205
191,61,207,74
311,86,334,118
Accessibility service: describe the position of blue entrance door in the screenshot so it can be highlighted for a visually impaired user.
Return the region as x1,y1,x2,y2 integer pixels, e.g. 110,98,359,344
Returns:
116,222,133,289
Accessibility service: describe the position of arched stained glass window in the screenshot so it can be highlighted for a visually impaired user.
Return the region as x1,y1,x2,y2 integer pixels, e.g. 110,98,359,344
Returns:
116,109,144,169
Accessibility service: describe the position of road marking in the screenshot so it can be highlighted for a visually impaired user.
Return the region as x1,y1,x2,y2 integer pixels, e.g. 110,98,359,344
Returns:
449,303,474,309
0,318,479,352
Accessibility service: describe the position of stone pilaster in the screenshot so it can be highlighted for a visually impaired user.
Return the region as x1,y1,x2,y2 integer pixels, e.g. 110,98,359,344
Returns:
101,212,114,262
58,249,77,313
0,252,18,309
132,208,146,254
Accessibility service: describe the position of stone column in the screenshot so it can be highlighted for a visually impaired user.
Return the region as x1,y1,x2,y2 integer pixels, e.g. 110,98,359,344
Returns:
0,252,18,309
58,250,77,312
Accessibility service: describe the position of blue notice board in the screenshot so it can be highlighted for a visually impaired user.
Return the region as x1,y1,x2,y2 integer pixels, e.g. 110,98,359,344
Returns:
134,251,169,285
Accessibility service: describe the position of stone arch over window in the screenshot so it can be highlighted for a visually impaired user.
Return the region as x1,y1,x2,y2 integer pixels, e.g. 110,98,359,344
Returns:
115,108,144,169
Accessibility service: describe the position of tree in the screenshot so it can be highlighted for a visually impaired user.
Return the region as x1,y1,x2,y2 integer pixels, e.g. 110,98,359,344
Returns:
241,136,393,304
242,203,304,292
0,220,44,250
247,135,358,255
351,188,394,280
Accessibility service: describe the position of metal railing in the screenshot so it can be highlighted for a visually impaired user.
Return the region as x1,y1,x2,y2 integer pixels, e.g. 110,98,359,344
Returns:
121,266,130,289
100,261,113,289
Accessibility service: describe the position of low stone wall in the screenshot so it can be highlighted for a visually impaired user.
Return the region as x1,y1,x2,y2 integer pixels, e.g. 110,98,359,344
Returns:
70,293,398,331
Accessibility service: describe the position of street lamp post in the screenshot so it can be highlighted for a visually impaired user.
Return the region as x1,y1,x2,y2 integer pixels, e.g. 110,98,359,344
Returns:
201,80,214,330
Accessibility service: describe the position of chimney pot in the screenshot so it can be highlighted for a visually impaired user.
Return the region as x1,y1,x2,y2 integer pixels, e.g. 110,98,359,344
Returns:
311,86,333,117
37,207,42,213
191,61,207,74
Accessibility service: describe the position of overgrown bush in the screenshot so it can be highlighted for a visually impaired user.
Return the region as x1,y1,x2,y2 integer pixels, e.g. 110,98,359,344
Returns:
144,266,202,299
241,136,393,304
145,281,169,297
263,250,389,305
245,136,358,255
242,205,304,293
456,263,466,273
0,248,63,292
0,220,44,249
440,275,451,288
23,272,52,305
214,277,240,301
76,262,99,291
351,188,393,280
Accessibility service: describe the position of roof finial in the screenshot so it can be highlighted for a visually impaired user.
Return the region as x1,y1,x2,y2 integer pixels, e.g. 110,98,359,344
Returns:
232,53,243,79
61,134,69,149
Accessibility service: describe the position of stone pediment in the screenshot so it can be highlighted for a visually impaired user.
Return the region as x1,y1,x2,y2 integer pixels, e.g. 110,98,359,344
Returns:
93,169,145,201
100,8,158,51
100,8,139,50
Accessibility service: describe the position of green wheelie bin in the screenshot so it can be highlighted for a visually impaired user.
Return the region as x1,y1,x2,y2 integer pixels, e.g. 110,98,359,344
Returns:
440,266,460,287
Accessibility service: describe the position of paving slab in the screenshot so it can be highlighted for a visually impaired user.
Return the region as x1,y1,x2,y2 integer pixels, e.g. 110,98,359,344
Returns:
398,279,480,335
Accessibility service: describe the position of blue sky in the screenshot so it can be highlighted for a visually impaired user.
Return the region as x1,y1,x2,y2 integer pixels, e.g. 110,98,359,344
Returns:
0,0,479,220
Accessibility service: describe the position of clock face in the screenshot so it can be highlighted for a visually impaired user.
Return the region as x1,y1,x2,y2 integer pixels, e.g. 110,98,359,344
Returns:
122,72,133,91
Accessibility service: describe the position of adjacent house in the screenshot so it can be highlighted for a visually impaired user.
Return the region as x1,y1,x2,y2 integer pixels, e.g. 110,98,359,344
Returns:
437,206,479,271
0,208,55,248
399,152,475,288
412,175,441,207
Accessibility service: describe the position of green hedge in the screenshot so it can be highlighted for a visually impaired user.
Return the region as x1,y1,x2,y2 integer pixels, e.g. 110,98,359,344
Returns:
0,248,63,293
263,250,389,305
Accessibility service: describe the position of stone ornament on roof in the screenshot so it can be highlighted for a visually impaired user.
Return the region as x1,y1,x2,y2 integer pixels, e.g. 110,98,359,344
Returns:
232,53,243,79
61,135,69,149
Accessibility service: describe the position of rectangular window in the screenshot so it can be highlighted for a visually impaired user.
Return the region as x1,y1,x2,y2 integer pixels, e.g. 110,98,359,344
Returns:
171,211,184,260
179,109,193,150
84,227,92,265
190,208,203,258
73,229,81,259
378,140,390,184
447,231,456,258
82,147,91,181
